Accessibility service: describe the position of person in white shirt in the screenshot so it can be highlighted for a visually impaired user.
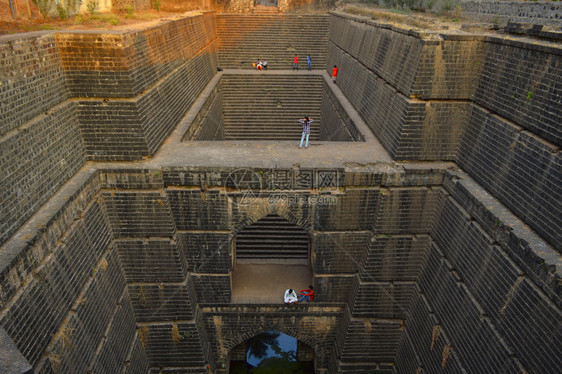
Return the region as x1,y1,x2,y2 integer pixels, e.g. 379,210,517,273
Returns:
284,289,298,304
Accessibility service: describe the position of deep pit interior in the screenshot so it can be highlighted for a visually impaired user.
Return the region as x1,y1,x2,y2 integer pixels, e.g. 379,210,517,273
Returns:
187,73,363,142
0,4,561,374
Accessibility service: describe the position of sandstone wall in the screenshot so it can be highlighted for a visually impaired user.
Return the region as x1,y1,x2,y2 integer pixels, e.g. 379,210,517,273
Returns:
396,171,561,373
60,13,219,160
328,14,473,161
0,33,85,245
329,11,561,252
0,12,219,247
1,165,558,372
0,171,146,374
458,38,561,251
461,0,562,26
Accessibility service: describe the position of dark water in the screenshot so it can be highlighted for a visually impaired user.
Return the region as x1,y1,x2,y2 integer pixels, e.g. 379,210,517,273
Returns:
229,330,314,374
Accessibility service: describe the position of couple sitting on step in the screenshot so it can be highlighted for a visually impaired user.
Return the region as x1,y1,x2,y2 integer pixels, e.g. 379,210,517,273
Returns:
284,286,314,304
255,59,268,70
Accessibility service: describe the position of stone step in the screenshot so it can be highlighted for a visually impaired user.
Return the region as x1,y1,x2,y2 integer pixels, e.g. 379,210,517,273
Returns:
224,134,319,140
222,108,322,114
216,14,329,70
217,74,324,140
235,214,309,260
223,128,320,134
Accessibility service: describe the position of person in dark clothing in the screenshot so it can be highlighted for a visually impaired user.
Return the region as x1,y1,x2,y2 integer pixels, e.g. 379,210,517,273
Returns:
298,116,314,148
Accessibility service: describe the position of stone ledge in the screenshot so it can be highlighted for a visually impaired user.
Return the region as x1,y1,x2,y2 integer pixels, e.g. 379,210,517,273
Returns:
0,327,32,374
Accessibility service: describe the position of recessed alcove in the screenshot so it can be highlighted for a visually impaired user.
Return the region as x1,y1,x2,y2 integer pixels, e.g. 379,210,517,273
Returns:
232,214,313,304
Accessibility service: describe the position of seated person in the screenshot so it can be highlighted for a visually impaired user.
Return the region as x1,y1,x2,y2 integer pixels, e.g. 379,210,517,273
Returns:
284,289,298,304
262,60,268,70
298,285,314,302
256,60,263,70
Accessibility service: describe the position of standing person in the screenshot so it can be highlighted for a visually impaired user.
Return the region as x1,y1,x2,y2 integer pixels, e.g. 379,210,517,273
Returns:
293,54,299,70
306,55,312,70
332,65,338,83
298,285,314,302
298,116,313,149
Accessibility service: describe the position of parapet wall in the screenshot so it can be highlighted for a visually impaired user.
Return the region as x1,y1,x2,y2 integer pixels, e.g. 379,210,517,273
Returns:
461,1,562,27
328,11,561,252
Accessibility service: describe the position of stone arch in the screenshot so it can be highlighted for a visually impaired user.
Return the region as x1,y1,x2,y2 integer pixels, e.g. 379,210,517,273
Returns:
226,322,319,360
205,307,341,368
230,198,312,236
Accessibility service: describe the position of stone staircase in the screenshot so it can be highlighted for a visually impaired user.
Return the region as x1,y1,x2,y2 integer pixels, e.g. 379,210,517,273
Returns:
215,14,330,70
235,214,309,264
221,74,323,140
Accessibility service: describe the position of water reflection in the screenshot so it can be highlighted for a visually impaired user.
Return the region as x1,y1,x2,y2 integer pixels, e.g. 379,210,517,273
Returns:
247,331,296,366
230,330,313,373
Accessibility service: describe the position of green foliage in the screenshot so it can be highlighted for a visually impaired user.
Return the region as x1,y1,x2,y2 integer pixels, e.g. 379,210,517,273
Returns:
247,331,281,360
439,0,456,13
99,14,120,26
424,0,438,12
32,0,55,19
56,3,68,19
389,7,409,14
87,0,96,15
124,4,135,17
526,91,533,100
154,0,161,11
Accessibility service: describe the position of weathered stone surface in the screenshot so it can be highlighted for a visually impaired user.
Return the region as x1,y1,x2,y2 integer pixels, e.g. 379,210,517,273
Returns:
0,9,560,374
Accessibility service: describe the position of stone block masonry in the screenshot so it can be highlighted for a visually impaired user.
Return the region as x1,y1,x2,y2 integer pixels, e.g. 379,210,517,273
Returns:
327,42,468,160
215,14,329,70
0,33,70,136
0,165,559,373
56,15,217,98
0,102,85,245
329,11,561,254
458,106,561,251
473,37,561,146
419,244,525,372
0,35,84,246
1,10,560,372
28,16,218,160
190,86,224,141
0,12,220,245
461,1,562,27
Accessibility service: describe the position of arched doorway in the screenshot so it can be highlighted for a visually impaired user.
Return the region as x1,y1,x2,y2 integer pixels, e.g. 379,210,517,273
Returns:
229,330,315,373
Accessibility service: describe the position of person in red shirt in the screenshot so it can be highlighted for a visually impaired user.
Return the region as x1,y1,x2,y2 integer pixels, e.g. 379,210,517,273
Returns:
331,65,338,83
293,54,299,70
298,285,314,302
